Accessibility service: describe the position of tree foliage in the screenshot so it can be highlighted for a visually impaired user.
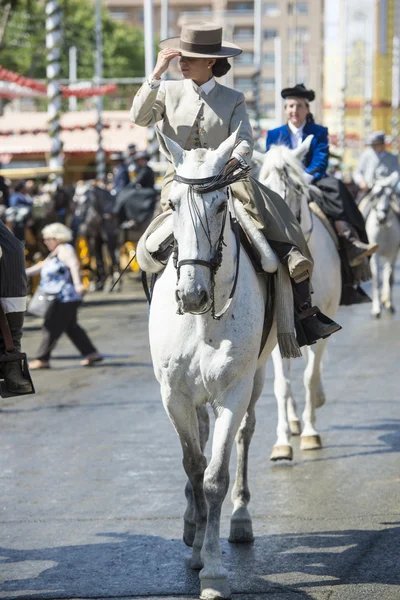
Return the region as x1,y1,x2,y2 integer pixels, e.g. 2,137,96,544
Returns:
0,0,145,80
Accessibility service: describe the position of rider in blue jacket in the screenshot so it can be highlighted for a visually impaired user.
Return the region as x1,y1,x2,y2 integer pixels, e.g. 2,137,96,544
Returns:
266,84,377,268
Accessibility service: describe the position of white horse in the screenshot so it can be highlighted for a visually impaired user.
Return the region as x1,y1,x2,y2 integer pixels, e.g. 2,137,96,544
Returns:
364,172,400,318
258,137,342,460
147,130,278,599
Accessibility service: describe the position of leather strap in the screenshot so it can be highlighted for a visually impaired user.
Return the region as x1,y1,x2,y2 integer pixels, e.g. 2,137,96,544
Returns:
0,304,15,353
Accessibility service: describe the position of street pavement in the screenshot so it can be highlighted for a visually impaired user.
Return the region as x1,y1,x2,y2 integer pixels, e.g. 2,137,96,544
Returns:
0,274,399,600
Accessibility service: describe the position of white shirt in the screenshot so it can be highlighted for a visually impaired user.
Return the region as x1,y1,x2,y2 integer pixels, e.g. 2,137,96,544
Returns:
288,121,305,149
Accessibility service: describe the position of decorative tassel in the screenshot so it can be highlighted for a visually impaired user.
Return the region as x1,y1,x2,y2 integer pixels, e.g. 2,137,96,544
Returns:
276,263,301,359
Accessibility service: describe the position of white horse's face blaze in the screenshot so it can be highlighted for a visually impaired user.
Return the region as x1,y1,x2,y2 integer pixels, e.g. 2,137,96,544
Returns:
170,178,229,314
157,127,240,314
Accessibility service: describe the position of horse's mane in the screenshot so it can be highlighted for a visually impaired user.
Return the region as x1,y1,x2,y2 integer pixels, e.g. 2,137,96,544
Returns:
260,145,313,199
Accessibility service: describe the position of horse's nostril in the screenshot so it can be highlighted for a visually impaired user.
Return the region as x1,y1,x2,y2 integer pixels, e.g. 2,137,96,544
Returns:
199,290,208,306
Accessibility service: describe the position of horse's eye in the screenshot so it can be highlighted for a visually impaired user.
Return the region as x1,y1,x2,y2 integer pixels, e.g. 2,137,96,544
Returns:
168,200,176,211
217,201,227,214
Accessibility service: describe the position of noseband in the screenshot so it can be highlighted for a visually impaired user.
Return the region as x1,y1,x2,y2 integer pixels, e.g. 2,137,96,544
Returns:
171,164,250,319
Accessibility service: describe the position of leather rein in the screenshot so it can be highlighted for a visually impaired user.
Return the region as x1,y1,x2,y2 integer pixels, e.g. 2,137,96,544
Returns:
171,170,243,320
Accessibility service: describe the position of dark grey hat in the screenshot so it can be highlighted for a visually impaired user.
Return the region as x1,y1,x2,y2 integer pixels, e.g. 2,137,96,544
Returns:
135,151,150,161
367,131,386,145
281,83,315,102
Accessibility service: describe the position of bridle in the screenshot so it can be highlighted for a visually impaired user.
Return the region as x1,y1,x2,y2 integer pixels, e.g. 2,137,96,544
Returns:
170,164,249,319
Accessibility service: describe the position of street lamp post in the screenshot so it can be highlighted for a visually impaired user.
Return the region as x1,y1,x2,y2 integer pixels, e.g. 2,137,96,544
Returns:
46,0,63,183
95,0,106,183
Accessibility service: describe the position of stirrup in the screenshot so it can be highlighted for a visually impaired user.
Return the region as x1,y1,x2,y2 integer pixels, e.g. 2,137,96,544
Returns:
295,307,342,347
0,352,35,397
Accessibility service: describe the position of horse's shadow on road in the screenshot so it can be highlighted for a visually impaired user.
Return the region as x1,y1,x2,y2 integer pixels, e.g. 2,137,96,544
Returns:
0,523,399,599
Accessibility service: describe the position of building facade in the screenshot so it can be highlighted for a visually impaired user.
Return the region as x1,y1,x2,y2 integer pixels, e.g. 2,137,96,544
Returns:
104,0,325,126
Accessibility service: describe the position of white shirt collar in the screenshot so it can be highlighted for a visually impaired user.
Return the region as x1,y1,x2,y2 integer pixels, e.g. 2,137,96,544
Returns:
288,120,306,135
192,77,216,95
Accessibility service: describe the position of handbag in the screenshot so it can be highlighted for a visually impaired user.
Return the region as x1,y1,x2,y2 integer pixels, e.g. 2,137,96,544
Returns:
27,287,57,318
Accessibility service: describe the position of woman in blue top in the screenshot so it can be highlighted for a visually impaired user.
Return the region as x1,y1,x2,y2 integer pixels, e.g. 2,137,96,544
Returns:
266,84,377,268
26,223,103,370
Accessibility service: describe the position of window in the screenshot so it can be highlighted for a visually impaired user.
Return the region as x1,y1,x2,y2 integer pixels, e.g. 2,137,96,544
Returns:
234,77,253,91
263,52,275,65
234,27,253,41
236,51,254,64
227,2,252,11
264,3,280,16
109,8,128,20
263,77,275,90
288,27,310,42
288,2,308,15
264,29,277,40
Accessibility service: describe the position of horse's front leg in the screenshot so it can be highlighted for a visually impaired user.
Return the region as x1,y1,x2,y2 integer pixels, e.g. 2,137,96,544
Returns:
200,378,254,600
300,340,327,451
270,346,295,461
162,390,208,570
184,405,210,548
229,365,265,543
370,253,381,318
381,257,396,313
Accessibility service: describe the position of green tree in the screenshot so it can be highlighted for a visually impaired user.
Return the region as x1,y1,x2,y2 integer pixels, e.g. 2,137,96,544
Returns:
0,0,145,80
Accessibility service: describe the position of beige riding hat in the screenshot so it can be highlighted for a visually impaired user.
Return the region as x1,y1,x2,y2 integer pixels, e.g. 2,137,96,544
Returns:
159,22,242,59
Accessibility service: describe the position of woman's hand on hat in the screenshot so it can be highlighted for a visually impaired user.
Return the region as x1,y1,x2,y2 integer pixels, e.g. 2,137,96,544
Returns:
152,49,181,79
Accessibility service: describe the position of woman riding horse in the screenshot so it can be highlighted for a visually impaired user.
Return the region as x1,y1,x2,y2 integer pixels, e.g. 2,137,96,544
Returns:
130,22,339,344
266,83,378,268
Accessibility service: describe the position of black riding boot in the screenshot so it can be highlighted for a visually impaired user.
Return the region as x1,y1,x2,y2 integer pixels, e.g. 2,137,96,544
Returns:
292,280,342,347
1,312,33,395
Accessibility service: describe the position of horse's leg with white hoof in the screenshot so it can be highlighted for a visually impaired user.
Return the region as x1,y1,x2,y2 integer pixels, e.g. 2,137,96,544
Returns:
270,346,294,461
230,366,265,543
300,342,326,451
200,384,253,600
370,253,382,318
381,258,396,313
184,405,210,548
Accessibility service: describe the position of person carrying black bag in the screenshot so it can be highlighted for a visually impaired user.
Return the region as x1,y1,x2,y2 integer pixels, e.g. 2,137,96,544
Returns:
26,223,103,369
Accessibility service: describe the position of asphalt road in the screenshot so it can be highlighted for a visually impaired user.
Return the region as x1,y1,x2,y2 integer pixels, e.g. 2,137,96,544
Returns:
0,274,399,600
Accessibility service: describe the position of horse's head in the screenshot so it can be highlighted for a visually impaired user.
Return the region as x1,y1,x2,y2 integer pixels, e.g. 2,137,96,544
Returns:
371,171,400,226
160,128,240,315
259,135,313,217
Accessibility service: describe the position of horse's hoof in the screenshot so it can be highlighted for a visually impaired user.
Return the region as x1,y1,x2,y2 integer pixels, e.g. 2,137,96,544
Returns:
229,519,254,543
315,390,326,409
385,305,396,314
300,434,322,451
289,420,302,435
270,445,293,461
190,546,203,570
371,311,381,319
200,575,231,599
183,520,196,547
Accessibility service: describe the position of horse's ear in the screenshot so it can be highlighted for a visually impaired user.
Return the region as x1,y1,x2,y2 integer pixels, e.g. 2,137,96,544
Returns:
292,134,314,161
214,125,241,167
156,127,185,169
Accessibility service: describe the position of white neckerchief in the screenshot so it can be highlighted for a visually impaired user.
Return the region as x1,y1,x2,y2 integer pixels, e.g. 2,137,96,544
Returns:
288,120,306,149
192,77,216,96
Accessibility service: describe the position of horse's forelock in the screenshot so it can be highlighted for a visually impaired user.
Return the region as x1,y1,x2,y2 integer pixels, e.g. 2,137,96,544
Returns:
262,144,309,192
175,147,225,180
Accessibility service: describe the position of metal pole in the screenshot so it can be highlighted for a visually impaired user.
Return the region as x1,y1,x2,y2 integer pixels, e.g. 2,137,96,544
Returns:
274,36,282,126
364,13,373,144
339,0,348,154
392,36,399,155
95,0,106,182
252,0,262,125
144,0,155,78
69,46,77,112
160,0,168,41
46,0,63,183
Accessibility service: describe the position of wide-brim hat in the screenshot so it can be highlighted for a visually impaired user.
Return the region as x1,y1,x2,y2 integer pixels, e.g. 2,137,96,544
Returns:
281,83,315,102
159,22,242,59
135,151,150,161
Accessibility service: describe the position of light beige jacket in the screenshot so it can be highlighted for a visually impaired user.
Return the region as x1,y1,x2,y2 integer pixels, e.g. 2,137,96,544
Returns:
130,78,253,164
